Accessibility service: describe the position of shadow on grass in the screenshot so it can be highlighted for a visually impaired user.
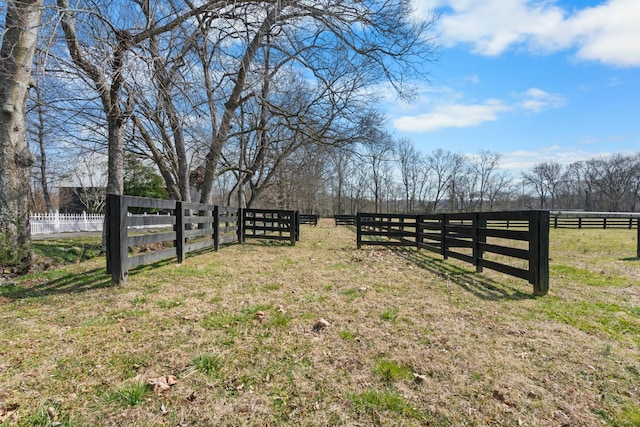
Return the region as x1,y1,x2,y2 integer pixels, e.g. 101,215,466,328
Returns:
4,258,179,300
621,257,640,262
4,267,113,300
389,247,536,301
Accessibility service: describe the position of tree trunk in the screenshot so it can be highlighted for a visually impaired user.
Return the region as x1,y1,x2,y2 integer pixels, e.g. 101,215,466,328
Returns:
35,85,53,213
0,0,42,275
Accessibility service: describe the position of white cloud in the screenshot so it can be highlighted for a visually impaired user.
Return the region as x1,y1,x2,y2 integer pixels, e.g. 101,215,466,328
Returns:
500,146,624,172
394,87,564,132
518,88,566,112
395,99,509,132
569,0,640,66
416,0,640,67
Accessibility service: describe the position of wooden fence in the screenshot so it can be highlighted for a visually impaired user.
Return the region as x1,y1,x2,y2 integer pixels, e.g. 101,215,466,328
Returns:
356,211,550,296
335,215,356,226
242,208,298,245
550,211,640,229
299,214,319,226
106,195,298,285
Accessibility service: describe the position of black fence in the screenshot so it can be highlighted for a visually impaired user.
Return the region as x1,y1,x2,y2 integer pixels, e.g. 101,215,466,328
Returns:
356,211,550,296
550,211,640,229
106,195,299,285
335,215,356,226
299,214,319,226
242,208,298,245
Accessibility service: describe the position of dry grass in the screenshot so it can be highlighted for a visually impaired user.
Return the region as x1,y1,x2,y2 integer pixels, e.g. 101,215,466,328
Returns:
1,220,639,426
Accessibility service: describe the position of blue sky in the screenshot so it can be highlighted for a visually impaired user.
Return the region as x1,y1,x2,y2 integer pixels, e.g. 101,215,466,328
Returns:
383,0,640,172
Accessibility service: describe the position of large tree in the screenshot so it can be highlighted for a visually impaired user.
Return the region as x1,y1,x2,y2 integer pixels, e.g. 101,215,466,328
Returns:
196,0,438,204
0,0,43,275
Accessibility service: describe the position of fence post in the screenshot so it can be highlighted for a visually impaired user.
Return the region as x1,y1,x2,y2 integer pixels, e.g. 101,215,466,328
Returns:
473,213,485,273
529,210,550,296
289,211,296,246
213,205,220,251
356,213,362,249
637,219,640,258
416,215,423,250
175,201,185,263
441,214,448,260
106,194,128,285
238,208,245,243
295,211,300,242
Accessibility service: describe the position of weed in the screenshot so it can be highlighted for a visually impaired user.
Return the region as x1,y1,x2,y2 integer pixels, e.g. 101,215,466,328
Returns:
155,297,183,309
373,359,412,385
380,307,399,322
340,330,357,340
192,354,225,376
104,383,151,407
347,389,425,421
129,296,147,305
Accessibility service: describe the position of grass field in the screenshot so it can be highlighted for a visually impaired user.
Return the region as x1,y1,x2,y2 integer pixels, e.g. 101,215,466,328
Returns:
1,221,639,426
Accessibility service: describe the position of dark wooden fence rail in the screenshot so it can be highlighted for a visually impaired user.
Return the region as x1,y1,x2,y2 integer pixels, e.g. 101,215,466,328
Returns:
299,214,319,226
335,215,356,226
106,195,298,284
356,211,550,296
550,211,640,229
242,208,298,245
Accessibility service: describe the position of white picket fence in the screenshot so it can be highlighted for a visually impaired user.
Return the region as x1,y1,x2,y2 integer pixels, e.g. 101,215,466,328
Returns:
30,212,104,234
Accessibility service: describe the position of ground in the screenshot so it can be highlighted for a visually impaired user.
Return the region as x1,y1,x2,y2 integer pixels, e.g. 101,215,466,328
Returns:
1,219,639,426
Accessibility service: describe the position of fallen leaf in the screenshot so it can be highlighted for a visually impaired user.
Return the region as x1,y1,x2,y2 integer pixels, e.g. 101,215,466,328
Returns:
148,375,178,394
492,389,516,407
0,403,19,423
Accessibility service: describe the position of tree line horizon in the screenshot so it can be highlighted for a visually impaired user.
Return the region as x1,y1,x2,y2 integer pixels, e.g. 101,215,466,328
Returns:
31,148,640,218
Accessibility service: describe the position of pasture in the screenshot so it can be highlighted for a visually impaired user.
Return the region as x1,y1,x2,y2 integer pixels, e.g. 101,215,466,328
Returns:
1,220,639,426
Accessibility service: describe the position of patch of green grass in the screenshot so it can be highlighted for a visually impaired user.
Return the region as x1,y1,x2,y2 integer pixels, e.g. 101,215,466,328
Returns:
110,354,147,379
340,330,357,340
201,309,252,332
155,297,184,309
529,297,640,342
347,389,425,422
595,403,640,427
33,237,102,265
380,307,399,322
27,401,72,427
269,311,290,328
617,404,640,426
264,283,282,291
0,282,24,296
192,354,225,376
373,359,413,385
551,265,639,287
104,383,152,407
129,296,147,305
340,288,361,302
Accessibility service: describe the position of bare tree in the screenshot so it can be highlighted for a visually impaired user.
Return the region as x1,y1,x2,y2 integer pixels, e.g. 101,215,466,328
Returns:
423,149,463,213
0,0,43,274
56,0,219,200
397,138,421,212
196,1,439,204
522,161,563,209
